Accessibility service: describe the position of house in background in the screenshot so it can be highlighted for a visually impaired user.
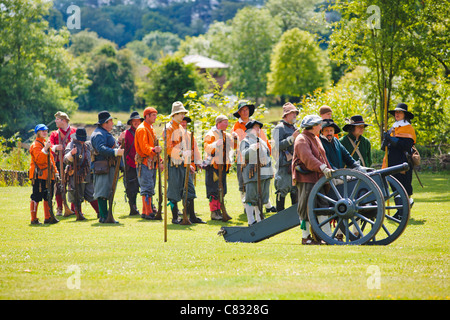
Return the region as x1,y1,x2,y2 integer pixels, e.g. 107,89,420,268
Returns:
182,54,229,88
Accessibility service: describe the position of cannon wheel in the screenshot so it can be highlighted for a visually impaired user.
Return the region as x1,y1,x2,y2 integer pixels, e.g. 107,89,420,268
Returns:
366,175,410,245
308,169,385,245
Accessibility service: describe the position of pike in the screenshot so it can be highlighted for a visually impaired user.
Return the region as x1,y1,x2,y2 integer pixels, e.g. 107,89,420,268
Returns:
104,156,121,224
163,122,168,242
181,127,192,225
218,130,232,222
154,134,163,220
46,150,59,224
256,136,264,221
72,146,86,221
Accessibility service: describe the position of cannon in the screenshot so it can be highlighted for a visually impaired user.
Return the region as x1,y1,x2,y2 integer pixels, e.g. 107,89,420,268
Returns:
219,163,411,245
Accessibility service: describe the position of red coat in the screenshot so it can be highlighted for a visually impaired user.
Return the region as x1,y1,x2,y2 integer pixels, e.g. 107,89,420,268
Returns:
49,126,77,162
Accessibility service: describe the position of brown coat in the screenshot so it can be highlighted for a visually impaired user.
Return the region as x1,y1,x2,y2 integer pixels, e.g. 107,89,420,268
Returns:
292,130,331,184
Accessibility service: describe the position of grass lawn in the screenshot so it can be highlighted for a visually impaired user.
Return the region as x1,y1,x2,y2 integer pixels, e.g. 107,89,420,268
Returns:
0,170,448,300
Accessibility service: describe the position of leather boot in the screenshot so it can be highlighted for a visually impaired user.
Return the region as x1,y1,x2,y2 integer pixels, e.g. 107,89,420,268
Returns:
129,194,140,216
97,198,108,223
74,203,86,221
30,201,41,224
276,196,285,212
43,201,59,224
171,201,180,224
188,200,206,224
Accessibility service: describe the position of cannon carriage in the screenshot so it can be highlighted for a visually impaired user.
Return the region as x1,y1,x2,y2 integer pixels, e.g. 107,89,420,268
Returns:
219,163,411,245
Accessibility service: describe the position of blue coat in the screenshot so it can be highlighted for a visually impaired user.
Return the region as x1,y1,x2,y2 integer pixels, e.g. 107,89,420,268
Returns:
91,126,117,162
319,135,357,170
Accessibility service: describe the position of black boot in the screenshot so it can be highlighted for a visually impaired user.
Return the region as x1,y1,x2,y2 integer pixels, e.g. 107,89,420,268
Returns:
128,193,140,216
171,201,180,224
276,196,286,212
189,200,206,224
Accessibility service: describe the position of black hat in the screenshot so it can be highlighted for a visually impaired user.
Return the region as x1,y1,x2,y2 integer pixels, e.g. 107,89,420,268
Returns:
127,111,144,125
245,120,263,131
182,116,192,123
342,115,372,132
388,103,414,119
321,119,341,134
233,100,255,119
75,127,87,142
96,111,115,125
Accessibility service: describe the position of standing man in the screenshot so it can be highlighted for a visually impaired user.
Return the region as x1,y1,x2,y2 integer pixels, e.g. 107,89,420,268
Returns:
232,100,276,214
292,115,332,245
340,115,372,168
204,115,236,220
134,107,161,220
64,127,98,221
119,111,144,216
165,101,205,224
49,111,77,216
240,120,273,225
272,102,300,212
319,119,363,171
91,111,124,223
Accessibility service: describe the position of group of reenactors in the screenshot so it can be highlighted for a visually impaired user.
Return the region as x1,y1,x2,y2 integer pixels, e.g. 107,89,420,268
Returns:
28,100,416,245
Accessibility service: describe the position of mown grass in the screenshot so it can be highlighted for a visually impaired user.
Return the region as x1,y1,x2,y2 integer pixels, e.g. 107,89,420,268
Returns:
0,170,448,300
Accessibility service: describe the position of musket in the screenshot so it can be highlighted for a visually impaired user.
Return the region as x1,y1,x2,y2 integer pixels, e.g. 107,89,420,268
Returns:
122,130,128,203
163,122,168,242
256,136,264,221
72,145,84,221
46,150,59,224
59,140,73,216
181,128,192,225
105,155,121,224
219,130,232,222
154,134,163,220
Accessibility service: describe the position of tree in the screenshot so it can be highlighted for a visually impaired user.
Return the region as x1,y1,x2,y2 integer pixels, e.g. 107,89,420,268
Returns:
267,28,331,100
228,7,282,102
78,44,137,111
329,0,450,141
0,0,89,138
142,54,208,113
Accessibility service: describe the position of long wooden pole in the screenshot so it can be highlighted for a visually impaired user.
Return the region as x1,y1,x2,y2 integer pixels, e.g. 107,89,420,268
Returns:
163,122,168,242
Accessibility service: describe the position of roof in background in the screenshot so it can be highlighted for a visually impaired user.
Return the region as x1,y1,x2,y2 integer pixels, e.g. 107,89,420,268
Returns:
182,54,229,69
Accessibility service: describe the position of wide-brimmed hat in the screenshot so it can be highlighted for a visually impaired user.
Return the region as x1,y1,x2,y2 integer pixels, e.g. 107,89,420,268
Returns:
182,116,192,123
75,127,87,142
342,115,372,132
388,103,414,119
300,115,322,129
233,100,255,118
245,120,263,131
169,101,188,117
96,111,115,125
54,111,70,122
321,119,341,134
282,102,299,117
34,124,48,134
127,111,144,125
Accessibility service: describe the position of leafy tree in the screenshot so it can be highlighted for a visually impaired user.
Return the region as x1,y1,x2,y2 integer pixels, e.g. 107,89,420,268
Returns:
78,44,137,112
228,7,282,102
142,54,208,113
329,0,450,141
0,0,89,138
267,28,331,100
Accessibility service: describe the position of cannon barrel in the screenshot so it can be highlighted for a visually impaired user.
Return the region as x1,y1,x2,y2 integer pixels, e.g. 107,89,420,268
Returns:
368,162,409,178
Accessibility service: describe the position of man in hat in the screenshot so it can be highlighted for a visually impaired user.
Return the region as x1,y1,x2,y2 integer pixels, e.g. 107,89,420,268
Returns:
49,111,77,216
240,120,273,225
119,111,144,216
232,100,276,214
204,115,236,220
272,102,300,212
319,119,362,171
292,115,332,244
319,105,339,139
91,111,124,223
381,102,416,199
28,124,59,224
64,127,99,221
165,101,205,224
134,107,161,220
340,115,373,168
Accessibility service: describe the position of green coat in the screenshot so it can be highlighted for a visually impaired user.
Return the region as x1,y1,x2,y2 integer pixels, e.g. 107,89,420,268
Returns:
339,133,372,167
